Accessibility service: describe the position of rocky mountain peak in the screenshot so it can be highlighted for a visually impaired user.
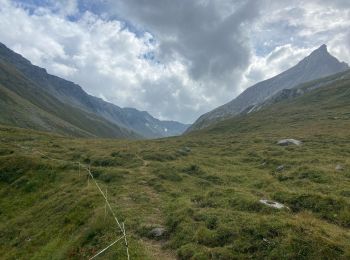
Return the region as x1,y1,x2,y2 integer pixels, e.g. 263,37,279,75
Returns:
187,44,349,132
300,44,349,69
308,44,330,59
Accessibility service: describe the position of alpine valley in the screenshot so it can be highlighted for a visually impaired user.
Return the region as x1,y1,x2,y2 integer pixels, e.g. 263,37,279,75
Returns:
1,40,350,260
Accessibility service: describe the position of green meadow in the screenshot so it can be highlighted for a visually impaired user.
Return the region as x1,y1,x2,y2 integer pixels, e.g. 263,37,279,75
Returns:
1,77,350,259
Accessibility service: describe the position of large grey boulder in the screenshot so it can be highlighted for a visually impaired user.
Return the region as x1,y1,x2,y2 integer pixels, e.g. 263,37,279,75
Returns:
277,139,302,146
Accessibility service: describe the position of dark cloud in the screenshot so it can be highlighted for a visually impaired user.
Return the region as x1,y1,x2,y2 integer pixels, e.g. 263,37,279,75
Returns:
106,0,261,86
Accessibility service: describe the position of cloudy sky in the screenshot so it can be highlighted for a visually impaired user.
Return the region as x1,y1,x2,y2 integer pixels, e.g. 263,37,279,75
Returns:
0,0,349,123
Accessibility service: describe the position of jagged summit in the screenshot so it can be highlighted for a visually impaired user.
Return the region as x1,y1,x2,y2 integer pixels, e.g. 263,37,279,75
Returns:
301,44,348,68
314,44,328,53
305,44,329,60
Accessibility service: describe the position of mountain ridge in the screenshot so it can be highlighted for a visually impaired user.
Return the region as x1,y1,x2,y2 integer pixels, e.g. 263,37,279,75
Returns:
0,42,189,138
0,60,139,138
187,44,349,132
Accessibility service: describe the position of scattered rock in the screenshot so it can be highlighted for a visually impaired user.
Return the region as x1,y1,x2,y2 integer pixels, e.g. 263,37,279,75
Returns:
277,139,302,146
259,199,288,209
335,164,344,171
276,165,285,171
177,146,191,155
263,238,270,244
183,147,191,152
149,227,166,238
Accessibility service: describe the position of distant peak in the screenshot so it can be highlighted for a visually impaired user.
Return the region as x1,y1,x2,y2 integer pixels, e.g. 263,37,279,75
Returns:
318,44,328,51
296,43,349,71
310,44,329,56
302,44,338,63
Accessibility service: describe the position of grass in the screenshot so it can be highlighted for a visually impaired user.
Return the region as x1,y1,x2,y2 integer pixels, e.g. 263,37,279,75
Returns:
1,77,350,259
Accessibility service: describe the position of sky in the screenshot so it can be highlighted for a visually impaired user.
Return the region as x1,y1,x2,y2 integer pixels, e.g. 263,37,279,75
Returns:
0,0,349,123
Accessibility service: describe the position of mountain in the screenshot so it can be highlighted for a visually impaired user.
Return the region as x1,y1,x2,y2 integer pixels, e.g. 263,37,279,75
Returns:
244,69,350,115
0,42,189,138
2,64,350,259
187,44,349,132
197,68,350,136
0,59,139,138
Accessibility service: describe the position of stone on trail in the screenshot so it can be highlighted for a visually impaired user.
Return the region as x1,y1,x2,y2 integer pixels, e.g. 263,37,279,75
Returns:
277,139,302,146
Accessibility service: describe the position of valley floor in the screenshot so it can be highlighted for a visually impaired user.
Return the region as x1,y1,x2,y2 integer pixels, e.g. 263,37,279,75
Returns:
1,118,350,259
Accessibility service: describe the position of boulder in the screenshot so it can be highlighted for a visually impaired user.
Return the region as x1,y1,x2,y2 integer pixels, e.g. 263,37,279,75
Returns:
276,165,285,171
149,227,166,238
183,146,191,152
177,146,191,155
277,139,302,146
335,164,344,171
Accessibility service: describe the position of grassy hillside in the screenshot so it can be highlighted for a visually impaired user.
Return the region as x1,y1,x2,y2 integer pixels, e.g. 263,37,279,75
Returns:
1,75,350,259
0,42,188,139
0,61,139,139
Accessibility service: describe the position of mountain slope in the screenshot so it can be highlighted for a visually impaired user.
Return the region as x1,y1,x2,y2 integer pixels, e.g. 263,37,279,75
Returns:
187,44,349,132
1,68,350,259
197,69,350,137
0,42,189,138
0,60,139,138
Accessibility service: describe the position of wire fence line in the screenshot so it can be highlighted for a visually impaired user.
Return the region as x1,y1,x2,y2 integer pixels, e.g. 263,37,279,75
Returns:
89,236,125,259
13,143,130,260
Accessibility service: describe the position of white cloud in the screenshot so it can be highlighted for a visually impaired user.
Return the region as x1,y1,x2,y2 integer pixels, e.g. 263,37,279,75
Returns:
0,0,349,123
0,0,214,123
245,0,350,88
241,44,313,91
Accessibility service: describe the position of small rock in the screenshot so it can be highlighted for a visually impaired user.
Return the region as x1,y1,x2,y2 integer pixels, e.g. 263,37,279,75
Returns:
177,146,191,155
149,227,166,238
276,165,285,171
259,199,288,209
335,164,344,171
183,146,191,152
277,139,302,146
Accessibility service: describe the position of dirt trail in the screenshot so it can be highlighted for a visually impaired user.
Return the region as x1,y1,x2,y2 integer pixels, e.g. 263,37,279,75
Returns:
135,152,177,260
